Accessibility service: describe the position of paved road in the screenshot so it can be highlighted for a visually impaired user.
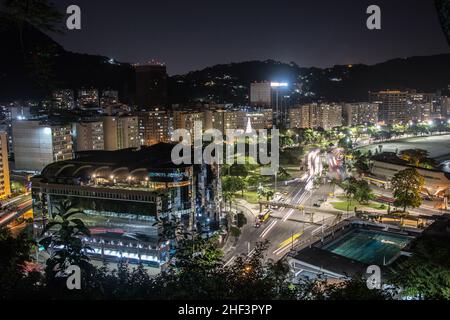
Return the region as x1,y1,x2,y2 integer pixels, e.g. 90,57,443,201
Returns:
0,195,32,227
224,150,339,264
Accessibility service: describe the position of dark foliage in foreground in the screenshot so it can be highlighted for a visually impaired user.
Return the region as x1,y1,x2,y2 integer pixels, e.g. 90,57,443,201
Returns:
0,226,391,300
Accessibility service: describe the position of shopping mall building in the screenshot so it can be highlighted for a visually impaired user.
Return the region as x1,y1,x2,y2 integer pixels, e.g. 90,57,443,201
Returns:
31,143,220,270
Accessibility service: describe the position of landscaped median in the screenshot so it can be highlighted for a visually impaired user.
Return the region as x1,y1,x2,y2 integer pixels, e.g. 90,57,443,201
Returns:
330,196,388,212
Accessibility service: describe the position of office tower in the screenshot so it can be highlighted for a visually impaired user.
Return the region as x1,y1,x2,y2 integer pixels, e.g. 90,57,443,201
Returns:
31,143,219,271
250,82,272,107
52,89,75,110
137,109,173,146
343,103,379,126
250,81,290,127
370,90,409,125
102,115,140,151
78,88,100,108
135,62,168,108
72,121,105,152
0,132,11,199
12,120,73,171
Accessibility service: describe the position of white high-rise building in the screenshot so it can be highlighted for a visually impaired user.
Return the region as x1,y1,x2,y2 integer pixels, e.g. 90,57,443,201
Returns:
12,120,73,171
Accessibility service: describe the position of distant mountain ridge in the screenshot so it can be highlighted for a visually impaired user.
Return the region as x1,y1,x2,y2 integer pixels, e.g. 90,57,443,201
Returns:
1,20,449,105
0,19,135,103
168,54,450,104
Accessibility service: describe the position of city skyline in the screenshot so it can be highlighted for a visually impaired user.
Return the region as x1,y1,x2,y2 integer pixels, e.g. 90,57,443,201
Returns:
1,0,450,305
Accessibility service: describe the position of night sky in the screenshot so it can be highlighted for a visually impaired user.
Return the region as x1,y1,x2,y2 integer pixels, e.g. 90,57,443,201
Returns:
52,0,449,75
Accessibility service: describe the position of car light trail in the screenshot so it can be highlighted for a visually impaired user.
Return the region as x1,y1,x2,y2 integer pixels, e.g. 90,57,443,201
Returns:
260,220,278,238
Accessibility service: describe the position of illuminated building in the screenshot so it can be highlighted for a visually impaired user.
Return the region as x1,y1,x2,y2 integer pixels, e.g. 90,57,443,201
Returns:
72,121,104,152
100,90,119,107
370,90,409,125
0,131,11,199
78,88,100,108
289,103,342,130
12,120,73,172
343,103,379,126
32,143,219,270
289,105,312,129
102,115,140,151
250,82,290,126
137,109,173,146
52,89,75,110
173,110,205,137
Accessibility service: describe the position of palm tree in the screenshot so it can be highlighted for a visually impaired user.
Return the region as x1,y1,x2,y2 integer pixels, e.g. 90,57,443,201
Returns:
39,199,91,274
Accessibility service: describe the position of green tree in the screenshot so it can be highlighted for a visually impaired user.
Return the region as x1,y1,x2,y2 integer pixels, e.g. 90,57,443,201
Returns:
354,179,375,204
230,226,241,239
399,149,429,167
236,212,247,228
0,227,40,299
342,177,359,211
390,236,450,300
391,168,425,212
39,200,92,276
314,276,393,300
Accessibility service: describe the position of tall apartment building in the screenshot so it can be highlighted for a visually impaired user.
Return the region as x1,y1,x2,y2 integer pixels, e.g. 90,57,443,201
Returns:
72,121,105,152
244,109,273,130
173,111,205,137
12,120,73,171
135,62,168,108
289,103,342,130
52,89,75,110
78,88,100,108
370,90,409,125
205,110,241,132
103,115,140,151
289,105,312,129
137,109,173,146
205,109,273,132
0,132,11,199
343,103,379,126
313,103,342,130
